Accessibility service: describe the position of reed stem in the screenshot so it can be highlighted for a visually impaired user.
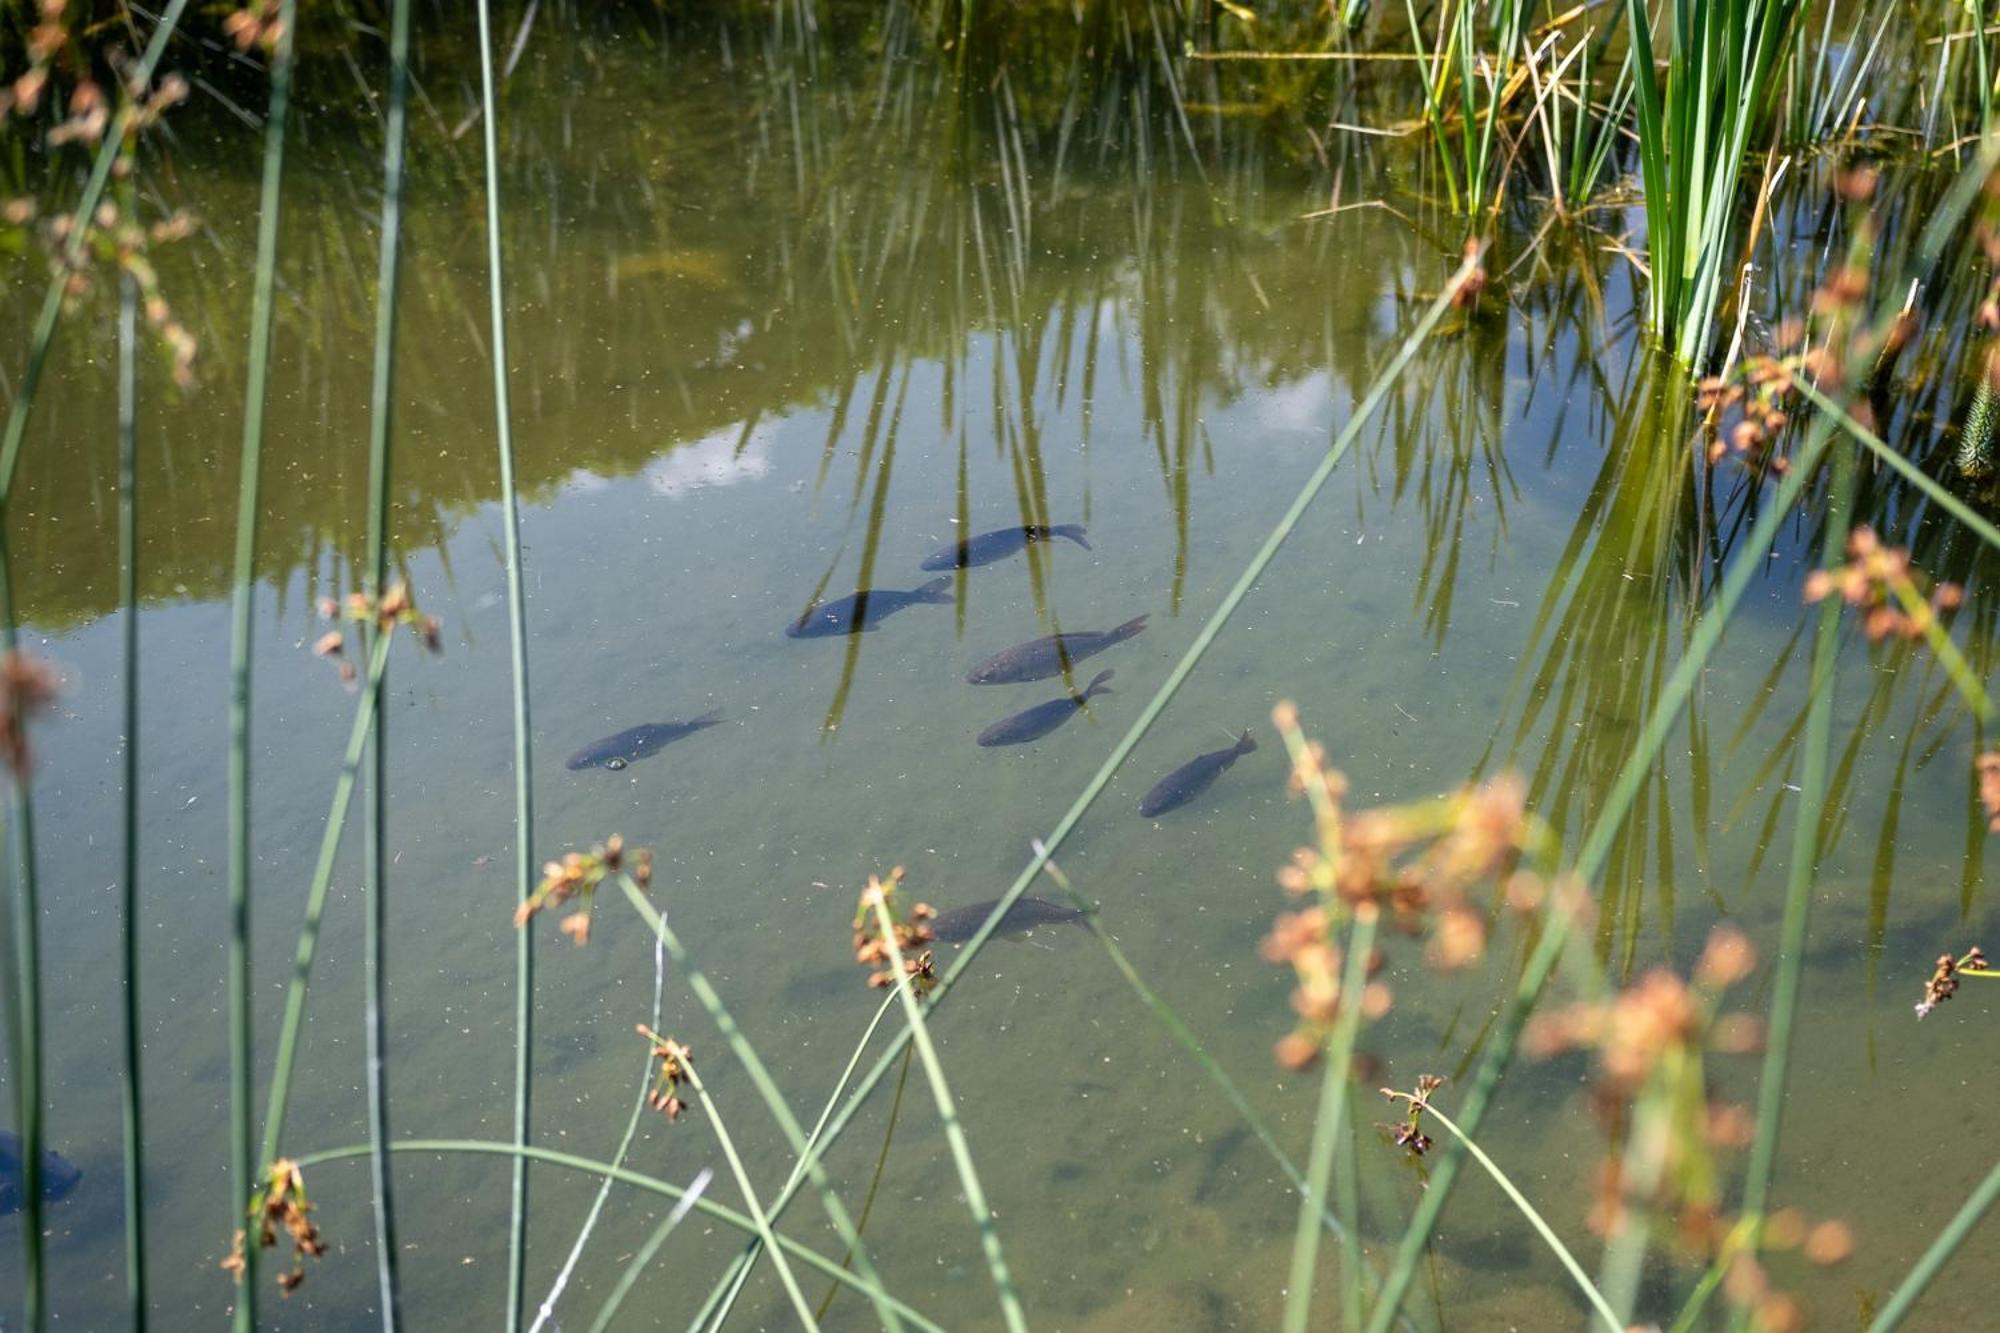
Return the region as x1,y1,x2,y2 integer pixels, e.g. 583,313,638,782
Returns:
116,262,148,1331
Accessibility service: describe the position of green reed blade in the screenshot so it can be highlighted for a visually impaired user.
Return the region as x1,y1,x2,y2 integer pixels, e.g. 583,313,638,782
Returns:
0,0,190,507
679,1057,823,1329
612,876,904,1333
116,264,148,1330
526,936,667,1333
727,253,1483,1276
1361,415,1837,1333
1724,431,1855,1333
471,6,539,1324
228,6,300,1324
361,0,415,1323
868,893,1028,1332
676,994,898,1333
288,1140,944,1332
1867,1155,2000,1332
1422,1102,1622,1333
258,631,395,1165
591,1167,717,1333
1283,909,1378,1333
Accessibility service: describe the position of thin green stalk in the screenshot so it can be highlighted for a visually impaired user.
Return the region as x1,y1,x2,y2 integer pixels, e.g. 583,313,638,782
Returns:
257,631,396,1165
227,6,299,1324
1283,908,1378,1333
116,265,148,1329
868,892,1027,1332
361,1,415,1324
1866,1155,2000,1332
472,4,539,1323
732,255,1482,1273
611,876,903,1332
288,1140,944,1331
1362,418,1838,1333
679,1057,822,1330
1726,442,1855,1329
0,0,190,506
588,1167,716,1333
1419,1102,1621,1333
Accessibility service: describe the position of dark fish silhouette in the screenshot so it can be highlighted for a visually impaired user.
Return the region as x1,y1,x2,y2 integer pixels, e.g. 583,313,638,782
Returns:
976,670,1113,747
787,576,953,638
1138,731,1258,817
566,711,724,771
966,615,1148,684
0,1131,81,1217
921,524,1091,571
930,896,1089,942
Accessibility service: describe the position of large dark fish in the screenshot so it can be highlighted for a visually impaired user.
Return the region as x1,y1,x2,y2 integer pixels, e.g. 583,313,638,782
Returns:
0,1131,82,1217
1138,730,1258,818
976,670,1113,747
930,896,1089,943
786,576,954,638
566,711,724,771
966,615,1148,684
920,524,1091,571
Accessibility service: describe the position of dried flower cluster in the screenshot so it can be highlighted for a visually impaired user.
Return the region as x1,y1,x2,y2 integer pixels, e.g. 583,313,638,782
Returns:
0,650,60,779
312,584,444,682
1914,946,1992,1020
1802,527,1963,643
852,866,938,995
512,834,651,945
1979,753,2000,831
1263,702,1543,1071
636,1025,693,1121
1697,354,1796,472
221,1158,326,1295
1380,1074,1445,1157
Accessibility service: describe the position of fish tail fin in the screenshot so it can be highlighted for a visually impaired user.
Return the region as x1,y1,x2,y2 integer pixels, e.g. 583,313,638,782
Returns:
1085,669,1114,698
1236,729,1258,756
916,574,955,602
1056,524,1091,550
1112,613,1149,642
689,707,725,727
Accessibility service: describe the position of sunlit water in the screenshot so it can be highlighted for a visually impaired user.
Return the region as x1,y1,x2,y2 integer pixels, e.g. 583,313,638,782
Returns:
2,17,1996,1331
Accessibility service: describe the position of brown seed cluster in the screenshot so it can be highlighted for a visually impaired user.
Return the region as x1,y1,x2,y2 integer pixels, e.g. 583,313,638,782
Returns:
851,866,938,995
312,584,444,683
1914,945,1991,1020
1802,527,1963,644
1979,754,2000,832
220,1158,326,1295
1379,1074,1445,1157
223,0,288,54
636,1025,693,1121
1264,703,1542,1071
1697,354,1796,472
0,650,60,780
512,834,652,945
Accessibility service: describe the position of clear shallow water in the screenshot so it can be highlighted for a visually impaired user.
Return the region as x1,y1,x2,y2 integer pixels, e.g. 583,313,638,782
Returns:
3,16,1997,1331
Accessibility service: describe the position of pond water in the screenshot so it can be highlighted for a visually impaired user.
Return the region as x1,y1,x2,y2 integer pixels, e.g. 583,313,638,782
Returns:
2,11,1996,1331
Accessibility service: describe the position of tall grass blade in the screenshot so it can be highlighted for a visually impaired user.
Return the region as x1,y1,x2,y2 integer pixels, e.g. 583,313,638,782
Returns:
471,3,541,1322
116,265,148,1329
227,5,300,1322
1866,1156,2000,1332
361,0,416,1321
867,891,1028,1331
587,1168,716,1333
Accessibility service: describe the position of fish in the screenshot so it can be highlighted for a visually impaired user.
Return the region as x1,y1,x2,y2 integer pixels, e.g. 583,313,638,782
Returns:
966,615,1148,684
1138,730,1258,818
566,710,724,771
0,1131,82,1218
920,524,1091,571
786,576,954,638
930,896,1089,943
976,670,1113,747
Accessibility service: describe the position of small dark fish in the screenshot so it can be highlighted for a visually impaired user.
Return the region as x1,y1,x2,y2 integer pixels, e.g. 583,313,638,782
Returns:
976,670,1113,747
787,576,953,638
0,1131,82,1218
966,615,1148,684
566,711,724,771
920,524,1091,571
930,896,1089,942
1138,730,1258,818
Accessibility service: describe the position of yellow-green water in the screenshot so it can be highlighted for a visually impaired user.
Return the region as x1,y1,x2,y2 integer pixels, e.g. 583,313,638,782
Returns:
2,13,1996,1331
